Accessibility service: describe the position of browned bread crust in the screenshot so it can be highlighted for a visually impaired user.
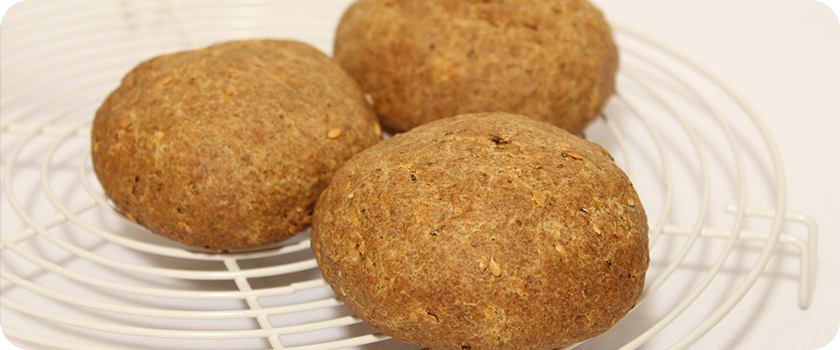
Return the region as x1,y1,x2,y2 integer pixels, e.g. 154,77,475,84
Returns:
92,40,381,251
334,0,618,134
312,113,648,349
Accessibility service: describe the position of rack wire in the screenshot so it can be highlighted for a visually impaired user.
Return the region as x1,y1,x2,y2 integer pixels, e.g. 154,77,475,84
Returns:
0,1,819,349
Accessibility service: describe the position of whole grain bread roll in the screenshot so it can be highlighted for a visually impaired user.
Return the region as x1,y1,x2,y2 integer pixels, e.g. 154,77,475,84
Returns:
92,40,382,251
311,113,648,350
334,0,618,134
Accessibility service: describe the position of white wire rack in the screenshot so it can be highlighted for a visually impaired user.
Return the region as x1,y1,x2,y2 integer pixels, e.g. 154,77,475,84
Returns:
0,1,820,349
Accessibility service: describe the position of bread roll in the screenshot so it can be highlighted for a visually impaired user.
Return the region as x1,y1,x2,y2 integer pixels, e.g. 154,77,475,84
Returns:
312,113,648,349
92,40,381,251
334,0,618,134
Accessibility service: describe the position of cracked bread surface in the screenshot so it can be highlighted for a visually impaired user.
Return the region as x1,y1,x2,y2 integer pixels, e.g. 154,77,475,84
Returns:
333,0,618,134
92,39,381,251
312,113,648,350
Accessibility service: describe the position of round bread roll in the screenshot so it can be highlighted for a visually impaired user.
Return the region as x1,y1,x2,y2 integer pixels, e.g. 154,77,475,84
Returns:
333,0,618,134
311,113,648,350
92,40,382,251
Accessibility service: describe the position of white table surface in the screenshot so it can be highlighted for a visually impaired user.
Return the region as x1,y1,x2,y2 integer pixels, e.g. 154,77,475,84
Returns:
1,0,839,349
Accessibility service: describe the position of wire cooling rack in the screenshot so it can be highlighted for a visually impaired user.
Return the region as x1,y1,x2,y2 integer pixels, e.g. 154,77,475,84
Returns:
0,1,822,349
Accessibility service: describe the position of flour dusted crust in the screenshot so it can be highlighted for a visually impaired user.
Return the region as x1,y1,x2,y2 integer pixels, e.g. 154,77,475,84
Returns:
92,40,381,251
311,113,648,350
334,0,618,134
